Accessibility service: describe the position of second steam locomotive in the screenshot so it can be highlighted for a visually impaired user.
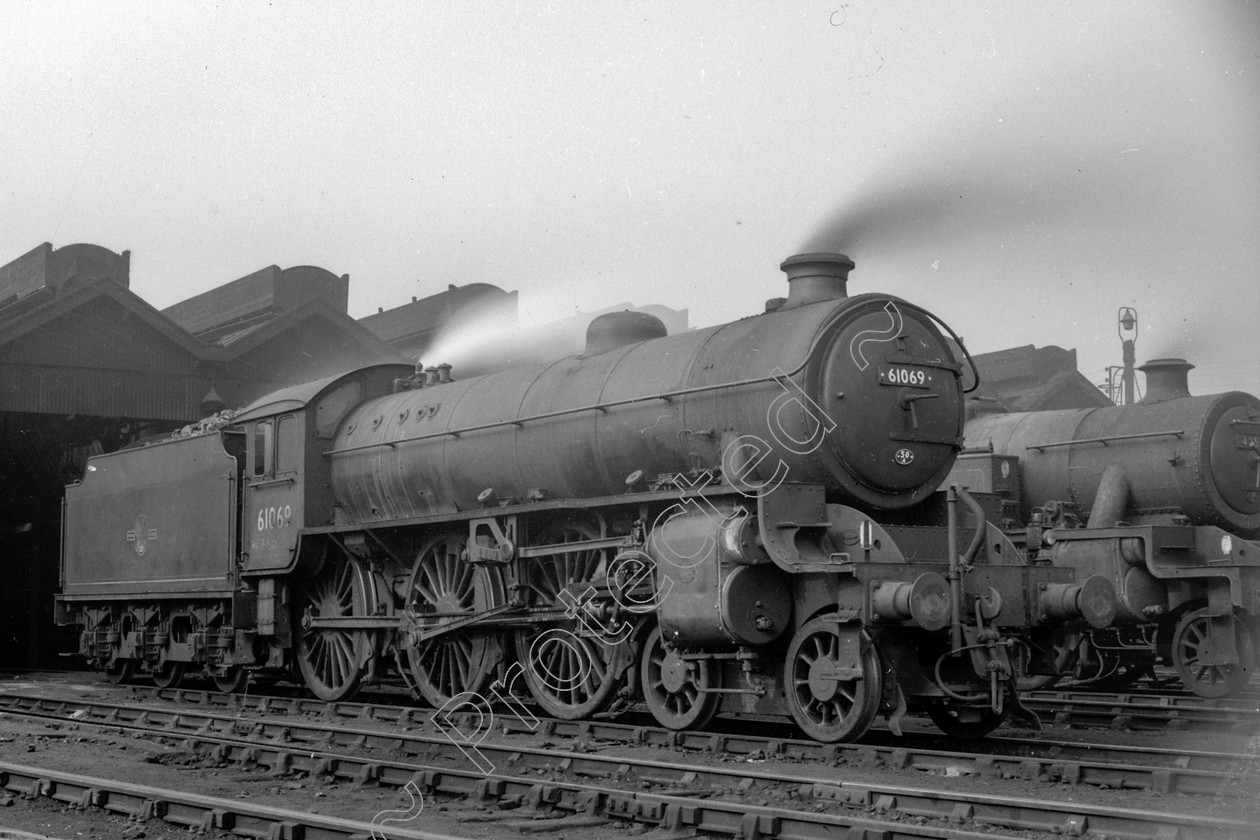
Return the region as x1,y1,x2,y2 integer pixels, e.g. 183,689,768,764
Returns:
57,253,1117,741
955,358,1260,697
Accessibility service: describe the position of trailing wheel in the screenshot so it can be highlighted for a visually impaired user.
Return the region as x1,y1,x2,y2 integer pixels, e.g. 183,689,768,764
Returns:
402,534,504,706
513,520,625,720
295,556,378,702
1172,607,1255,699
783,616,881,742
640,626,721,731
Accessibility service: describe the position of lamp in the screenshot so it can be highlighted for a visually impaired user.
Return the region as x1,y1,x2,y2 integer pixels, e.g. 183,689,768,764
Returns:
200,381,226,416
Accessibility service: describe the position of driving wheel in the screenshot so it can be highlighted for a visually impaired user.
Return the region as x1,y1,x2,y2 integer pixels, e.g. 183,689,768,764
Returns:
402,533,504,707
512,520,625,719
295,556,378,701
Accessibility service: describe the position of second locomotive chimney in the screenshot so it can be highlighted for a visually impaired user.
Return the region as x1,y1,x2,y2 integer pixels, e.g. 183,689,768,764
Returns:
1139,358,1194,403
776,253,855,311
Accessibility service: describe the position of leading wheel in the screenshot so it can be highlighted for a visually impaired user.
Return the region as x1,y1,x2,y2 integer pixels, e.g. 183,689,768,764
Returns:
783,616,881,742
402,534,504,707
1173,608,1255,699
927,703,1008,739
641,626,721,731
512,520,625,720
296,556,378,702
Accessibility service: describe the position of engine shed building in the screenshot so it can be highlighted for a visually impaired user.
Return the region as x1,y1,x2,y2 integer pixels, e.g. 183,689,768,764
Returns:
966,344,1113,417
0,242,407,667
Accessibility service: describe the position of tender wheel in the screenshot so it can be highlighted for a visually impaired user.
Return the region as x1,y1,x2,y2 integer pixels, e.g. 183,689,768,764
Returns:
213,667,250,694
640,626,721,731
105,658,136,686
513,520,625,720
402,534,504,707
783,616,881,742
1173,608,1256,699
152,662,185,690
100,612,134,685
927,703,1009,739
296,557,378,702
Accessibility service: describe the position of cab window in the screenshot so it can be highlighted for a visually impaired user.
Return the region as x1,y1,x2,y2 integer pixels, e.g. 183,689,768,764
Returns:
252,421,274,477
276,414,300,473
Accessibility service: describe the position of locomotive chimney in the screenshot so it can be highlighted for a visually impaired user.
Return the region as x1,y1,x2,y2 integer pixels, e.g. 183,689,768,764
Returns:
1138,358,1194,403
776,253,855,311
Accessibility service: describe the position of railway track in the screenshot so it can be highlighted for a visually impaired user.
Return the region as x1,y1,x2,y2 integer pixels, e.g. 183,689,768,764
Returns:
3,690,1251,799
27,679,1260,777
0,759,466,840
1,689,1256,840
133,678,1260,746
1024,668,1260,705
1026,688,1260,712
1022,691,1260,732
112,677,1260,734
16,669,1257,733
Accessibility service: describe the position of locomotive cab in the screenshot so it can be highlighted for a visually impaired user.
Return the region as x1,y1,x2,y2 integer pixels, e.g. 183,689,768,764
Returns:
231,363,415,576
241,412,304,572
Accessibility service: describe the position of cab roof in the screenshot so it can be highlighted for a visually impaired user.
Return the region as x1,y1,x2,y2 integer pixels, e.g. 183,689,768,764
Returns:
232,363,414,424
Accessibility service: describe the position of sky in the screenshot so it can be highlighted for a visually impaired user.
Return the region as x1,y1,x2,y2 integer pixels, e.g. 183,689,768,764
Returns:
3,1,1258,397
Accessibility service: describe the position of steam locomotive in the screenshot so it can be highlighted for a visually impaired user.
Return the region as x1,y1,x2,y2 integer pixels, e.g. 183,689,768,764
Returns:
954,358,1260,697
56,253,1117,742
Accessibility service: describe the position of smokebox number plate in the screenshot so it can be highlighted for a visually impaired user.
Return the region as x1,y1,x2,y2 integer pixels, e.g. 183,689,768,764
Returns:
878,365,932,388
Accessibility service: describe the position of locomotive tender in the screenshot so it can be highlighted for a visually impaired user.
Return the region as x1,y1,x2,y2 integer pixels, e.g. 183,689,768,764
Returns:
955,358,1260,697
57,253,1116,742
